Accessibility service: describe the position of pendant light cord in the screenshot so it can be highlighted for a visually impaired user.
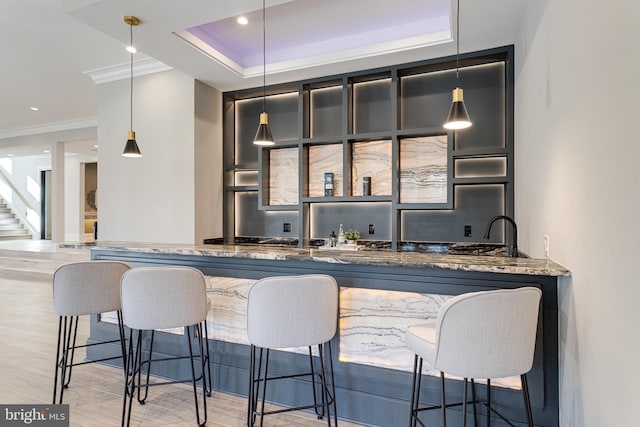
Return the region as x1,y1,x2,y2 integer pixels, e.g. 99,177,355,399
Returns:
130,23,134,131
262,0,266,112
455,0,460,82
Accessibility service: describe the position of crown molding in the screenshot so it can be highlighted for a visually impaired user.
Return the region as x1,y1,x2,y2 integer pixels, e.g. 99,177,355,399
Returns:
0,117,97,140
84,57,173,84
174,29,451,80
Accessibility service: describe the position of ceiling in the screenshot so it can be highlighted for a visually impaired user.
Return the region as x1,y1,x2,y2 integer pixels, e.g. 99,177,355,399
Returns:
0,0,526,157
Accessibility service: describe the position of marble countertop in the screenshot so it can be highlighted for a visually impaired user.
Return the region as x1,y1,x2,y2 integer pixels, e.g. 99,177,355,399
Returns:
66,241,571,277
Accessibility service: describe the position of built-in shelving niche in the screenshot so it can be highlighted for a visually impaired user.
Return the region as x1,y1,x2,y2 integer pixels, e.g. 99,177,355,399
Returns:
223,46,514,248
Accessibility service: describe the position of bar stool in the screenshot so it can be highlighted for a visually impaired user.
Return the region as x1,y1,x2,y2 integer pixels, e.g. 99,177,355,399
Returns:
405,287,542,427
120,266,209,427
52,261,131,404
246,274,339,427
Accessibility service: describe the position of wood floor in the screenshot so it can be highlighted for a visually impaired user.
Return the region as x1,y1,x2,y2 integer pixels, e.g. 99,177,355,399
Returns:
0,276,365,426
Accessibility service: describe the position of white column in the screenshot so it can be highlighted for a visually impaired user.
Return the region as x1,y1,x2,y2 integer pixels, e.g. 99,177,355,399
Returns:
51,141,65,242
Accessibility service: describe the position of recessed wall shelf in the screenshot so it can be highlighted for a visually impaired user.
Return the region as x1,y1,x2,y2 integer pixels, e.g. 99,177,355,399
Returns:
223,46,515,249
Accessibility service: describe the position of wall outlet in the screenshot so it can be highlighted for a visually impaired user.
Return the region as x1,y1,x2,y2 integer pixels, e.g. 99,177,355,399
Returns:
368,224,375,235
464,225,472,237
283,223,291,233
543,235,550,258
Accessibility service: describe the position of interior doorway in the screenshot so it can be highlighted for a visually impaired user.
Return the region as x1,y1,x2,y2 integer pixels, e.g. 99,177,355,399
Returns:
40,169,52,240
81,162,98,241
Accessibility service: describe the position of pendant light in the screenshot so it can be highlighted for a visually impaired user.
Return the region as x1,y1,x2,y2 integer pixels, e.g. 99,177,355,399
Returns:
122,15,142,157
443,0,472,130
253,0,275,146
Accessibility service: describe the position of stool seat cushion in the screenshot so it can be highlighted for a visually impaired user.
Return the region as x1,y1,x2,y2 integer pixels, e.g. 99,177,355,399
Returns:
405,321,437,365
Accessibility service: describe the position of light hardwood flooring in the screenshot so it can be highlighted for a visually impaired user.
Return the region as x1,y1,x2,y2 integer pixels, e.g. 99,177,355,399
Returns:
0,276,365,426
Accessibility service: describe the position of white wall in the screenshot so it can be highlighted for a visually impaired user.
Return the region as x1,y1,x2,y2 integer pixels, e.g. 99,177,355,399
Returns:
194,80,223,243
515,0,640,425
97,70,222,244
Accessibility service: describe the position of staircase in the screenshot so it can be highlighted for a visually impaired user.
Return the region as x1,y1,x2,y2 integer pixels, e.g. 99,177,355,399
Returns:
0,198,32,241
0,242,90,281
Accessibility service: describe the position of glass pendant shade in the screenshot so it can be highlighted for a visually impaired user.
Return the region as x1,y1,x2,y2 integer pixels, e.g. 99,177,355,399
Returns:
254,112,274,146
122,130,142,157
444,87,472,130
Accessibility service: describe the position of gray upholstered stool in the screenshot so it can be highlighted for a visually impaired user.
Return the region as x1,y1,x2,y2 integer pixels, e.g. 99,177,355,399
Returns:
405,287,542,427
52,261,131,404
247,274,339,427
120,266,209,427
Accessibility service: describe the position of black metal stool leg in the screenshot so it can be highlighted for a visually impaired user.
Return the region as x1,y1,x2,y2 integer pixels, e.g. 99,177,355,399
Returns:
440,371,447,427
137,330,154,404
117,311,128,381
247,345,256,427
62,316,79,390
328,342,338,427
186,326,207,426
123,329,142,427
121,328,135,426
203,321,212,397
53,316,64,404
462,378,468,427
318,343,332,427
471,378,478,427
309,345,322,419
259,349,270,427
248,345,263,426
408,355,418,427
521,374,534,427
486,379,491,427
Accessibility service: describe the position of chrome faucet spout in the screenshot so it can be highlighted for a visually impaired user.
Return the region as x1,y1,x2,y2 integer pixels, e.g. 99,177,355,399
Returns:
483,215,518,257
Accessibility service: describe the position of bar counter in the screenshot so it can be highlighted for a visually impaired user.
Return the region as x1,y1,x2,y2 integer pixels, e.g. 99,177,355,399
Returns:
81,242,568,427
71,240,570,276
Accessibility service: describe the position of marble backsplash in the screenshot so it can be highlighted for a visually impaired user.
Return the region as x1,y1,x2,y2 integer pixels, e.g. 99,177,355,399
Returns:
308,144,343,197
351,140,392,196
399,135,448,203
268,147,298,205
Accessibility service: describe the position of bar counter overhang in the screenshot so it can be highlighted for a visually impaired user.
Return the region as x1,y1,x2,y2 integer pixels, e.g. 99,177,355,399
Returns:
79,242,569,427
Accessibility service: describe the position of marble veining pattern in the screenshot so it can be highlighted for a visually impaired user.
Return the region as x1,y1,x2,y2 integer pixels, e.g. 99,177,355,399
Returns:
400,136,448,203
308,144,343,197
205,276,253,345
78,242,571,277
269,147,298,205
339,287,519,389
339,288,447,369
100,273,520,389
99,312,184,335
205,276,321,356
351,140,392,196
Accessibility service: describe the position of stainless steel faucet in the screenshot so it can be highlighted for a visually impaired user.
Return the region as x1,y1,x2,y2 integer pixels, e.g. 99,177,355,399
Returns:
483,215,518,257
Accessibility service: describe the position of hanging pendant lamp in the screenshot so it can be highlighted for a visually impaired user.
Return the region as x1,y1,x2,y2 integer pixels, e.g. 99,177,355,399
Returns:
122,15,142,157
444,0,472,130
253,0,274,146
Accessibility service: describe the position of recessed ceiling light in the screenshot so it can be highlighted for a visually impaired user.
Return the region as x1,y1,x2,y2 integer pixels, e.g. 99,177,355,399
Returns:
237,16,248,25
30,107,39,111
8,154,14,157
43,150,50,153
94,144,99,148
126,45,137,53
